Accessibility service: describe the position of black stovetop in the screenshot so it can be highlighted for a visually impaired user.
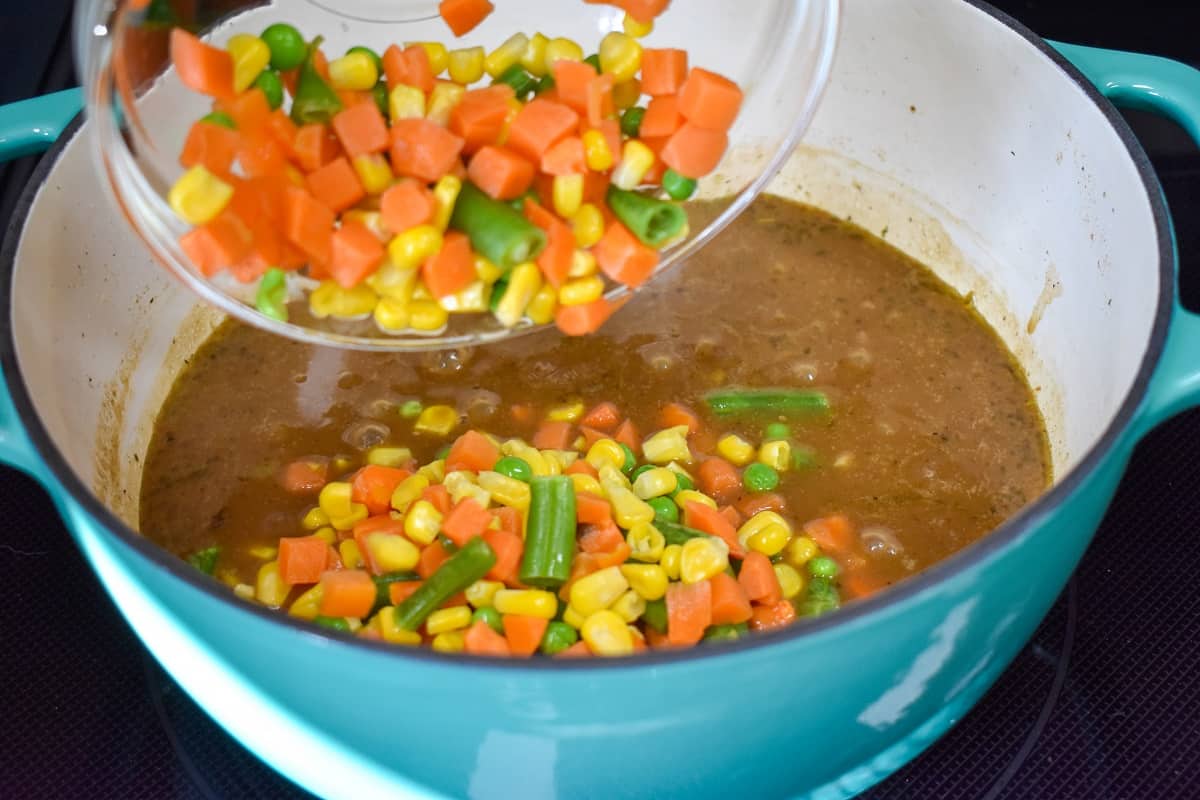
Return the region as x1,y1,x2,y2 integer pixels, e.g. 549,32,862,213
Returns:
2,3,1199,798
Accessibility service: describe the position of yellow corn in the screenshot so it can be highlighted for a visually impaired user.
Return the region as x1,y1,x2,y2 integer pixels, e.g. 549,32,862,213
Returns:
567,251,598,281
168,165,232,225
785,535,820,568
414,404,459,435
660,544,682,580
632,467,678,499
309,281,379,320
417,458,446,483
375,607,423,645
642,425,691,464
738,510,793,557
364,532,421,572
547,402,585,423
586,439,626,472
477,470,531,510
248,545,277,560
622,12,654,37
544,450,580,471
465,579,504,608
329,51,379,90
562,604,586,629
493,262,542,327
680,536,730,584
473,255,504,285
367,261,419,302
569,566,629,616
543,37,584,72
408,41,449,75
717,434,756,466
525,283,558,325
440,280,489,313
494,589,559,619
571,204,605,249
774,563,805,600
431,631,465,653
501,440,552,476
312,526,337,545
552,174,584,218
520,32,550,76
570,473,605,497
233,583,255,601
558,276,605,306
388,83,427,121
351,154,394,195
431,175,462,232
485,33,528,78
255,561,289,608
582,130,614,172
338,539,364,570
581,609,634,656
388,225,443,271
318,482,369,530
612,78,642,110
598,32,642,83
611,589,646,623
759,440,792,471
673,489,715,512
406,299,448,331
426,605,473,634
423,81,465,126
611,140,656,190
620,564,668,601
444,471,491,508
288,583,324,620
389,474,431,512
226,34,271,93
626,521,665,563
301,507,329,531
344,209,390,241
448,46,486,84
403,499,443,545
367,446,412,468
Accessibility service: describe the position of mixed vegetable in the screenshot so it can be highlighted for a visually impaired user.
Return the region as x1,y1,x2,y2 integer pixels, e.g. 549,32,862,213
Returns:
189,390,892,658
165,0,740,336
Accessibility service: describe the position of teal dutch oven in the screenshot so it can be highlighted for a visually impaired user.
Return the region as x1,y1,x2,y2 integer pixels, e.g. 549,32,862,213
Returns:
2,1,1200,798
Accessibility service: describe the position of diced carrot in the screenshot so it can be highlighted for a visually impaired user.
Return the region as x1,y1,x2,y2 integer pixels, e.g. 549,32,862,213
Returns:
493,506,523,538
329,219,385,288
220,89,272,138
660,402,699,434
579,426,607,449
555,640,592,658
438,0,495,37
639,94,682,138
510,403,535,425
468,146,535,200
665,580,712,646
718,505,743,529
336,89,374,109
444,430,501,473
738,551,783,605
380,180,435,234
227,250,272,283
736,493,786,517
278,535,330,585
596,119,622,169
280,67,298,96
305,156,366,213
579,520,623,553
575,492,613,526
449,85,515,153
582,402,621,432
382,44,436,93
280,458,328,494
697,457,740,504
842,568,887,600
532,420,572,450
421,230,476,298
464,619,511,656
640,48,688,96
318,569,375,618
506,98,580,162
169,28,233,98
331,101,390,157
179,120,239,175
708,572,753,625
503,614,549,657
677,67,744,132
482,527,524,585
564,460,599,478
593,221,658,287
683,500,745,558
389,580,424,605
555,298,618,336
325,544,344,571
312,47,331,81
613,418,640,451
539,136,586,176
613,0,670,22
350,464,411,515
418,539,452,579
553,60,598,114
522,199,572,287
749,600,797,631
441,498,492,546
179,211,254,276
659,122,728,179
803,515,856,556
236,133,289,178
293,123,342,172
441,591,469,609
586,73,615,128
266,109,299,159
422,483,452,514
390,118,466,182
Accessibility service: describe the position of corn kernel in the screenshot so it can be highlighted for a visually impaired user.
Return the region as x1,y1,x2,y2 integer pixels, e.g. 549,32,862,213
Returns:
414,404,460,436
717,434,756,466
483,33,528,78
387,474,428,513
512,31,548,76
440,279,489,313
366,447,411,468
477,470,531,510
338,539,364,570
465,579,504,608
494,262,542,327
444,471,491,507
598,32,642,83
620,564,668,601
582,609,634,656
406,299,448,331
233,583,255,601
248,545,277,560
425,81,465,126
562,604,586,629
626,521,665,562
774,563,805,600
494,589,559,619
502,440,552,476
309,281,379,320
623,12,654,37
301,507,330,531
738,510,793,553
558,275,605,306
552,174,584,218
543,450,579,471
312,526,337,544
563,252,596,283
367,261,419,302
344,210,390,241
403,499,443,545
612,78,642,110
525,283,558,325
168,165,233,225
673,489,716,512
642,425,691,464
582,130,614,172
417,459,446,483
288,583,324,620
785,535,820,568
567,207,603,252
448,46,486,84
759,440,792,471
611,589,646,623
226,34,271,93
352,153,394,195
364,532,421,572
255,561,289,608
388,83,427,121
426,605,473,634
569,566,629,616
407,41,449,75
585,439,624,473
425,630,463,653
570,473,605,497
660,544,682,580
612,139,656,190
431,175,462,232
547,402,585,423
632,467,678,499
543,37,584,72
388,225,443,271
319,482,369,530
473,255,504,284
329,51,379,90
375,607,423,645
680,536,729,584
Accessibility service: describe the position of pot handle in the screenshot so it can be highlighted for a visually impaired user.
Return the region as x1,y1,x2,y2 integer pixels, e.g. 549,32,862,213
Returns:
0,88,84,163
1052,42,1200,434
0,365,49,483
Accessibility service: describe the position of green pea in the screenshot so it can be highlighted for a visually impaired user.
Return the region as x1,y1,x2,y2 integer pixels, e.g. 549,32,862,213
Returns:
186,546,220,575
583,53,601,71
647,496,678,524
539,621,579,655
702,622,747,642
620,106,645,138
764,422,791,442
347,45,383,72
661,168,697,201
261,23,307,71
199,111,236,130
399,399,423,418
743,462,779,492
255,268,288,322
808,555,839,579
619,443,637,474
314,615,351,632
473,606,503,634
495,456,533,483
669,470,694,496
253,70,285,110
630,464,656,482
799,576,840,617
372,82,389,117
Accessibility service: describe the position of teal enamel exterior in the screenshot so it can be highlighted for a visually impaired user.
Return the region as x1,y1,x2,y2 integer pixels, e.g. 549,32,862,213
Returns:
0,88,82,163
1,40,1200,800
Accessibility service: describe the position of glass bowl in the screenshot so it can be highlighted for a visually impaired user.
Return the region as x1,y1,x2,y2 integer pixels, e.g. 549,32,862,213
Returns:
73,0,840,351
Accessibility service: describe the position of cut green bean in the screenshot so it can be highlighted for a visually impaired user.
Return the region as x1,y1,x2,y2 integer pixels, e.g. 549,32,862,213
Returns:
314,615,351,632
606,186,688,247
394,538,496,630
492,64,538,99
255,268,288,322
642,597,667,633
291,38,343,125
518,475,577,588
704,389,831,418
450,182,547,269
187,546,220,575
370,570,421,614
656,520,710,547
703,622,748,642
534,73,556,95
200,111,236,130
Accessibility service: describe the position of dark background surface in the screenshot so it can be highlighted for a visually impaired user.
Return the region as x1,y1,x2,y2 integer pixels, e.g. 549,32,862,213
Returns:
1,2,1199,798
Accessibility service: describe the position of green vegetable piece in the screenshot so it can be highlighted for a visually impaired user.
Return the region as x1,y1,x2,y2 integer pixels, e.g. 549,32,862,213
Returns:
494,455,533,483
394,538,497,630
799,577,840,617
669,470,694,496
656,519,709,547
346,45,383,72
399,399,423,418
435,444,452,461
261,23,307,71
518,475,578,588
314,615,351,632
703,623,748,642
506,189,539,212
371,571,421,614
619,106,645,138
791,444,818,470
661,167,697,201
472,606,503,634
291,38,343,125
808,555,839,579
619,443,637,474
254,70,285,110
647,496,679,524
371,82,389,116
450,182,547,268
606,185,687,247
540,620,579,655
534,73,556,95
437,533,459,553
144,0,178,26
642,597,667,634
704,389,832,418
743,463,779,493
489,277,510,312
200,111,236,130
764,422,791,441
255,268,289,322
187,546,220,575
583,54,602,71
630,464,656,482
492,64,538,99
